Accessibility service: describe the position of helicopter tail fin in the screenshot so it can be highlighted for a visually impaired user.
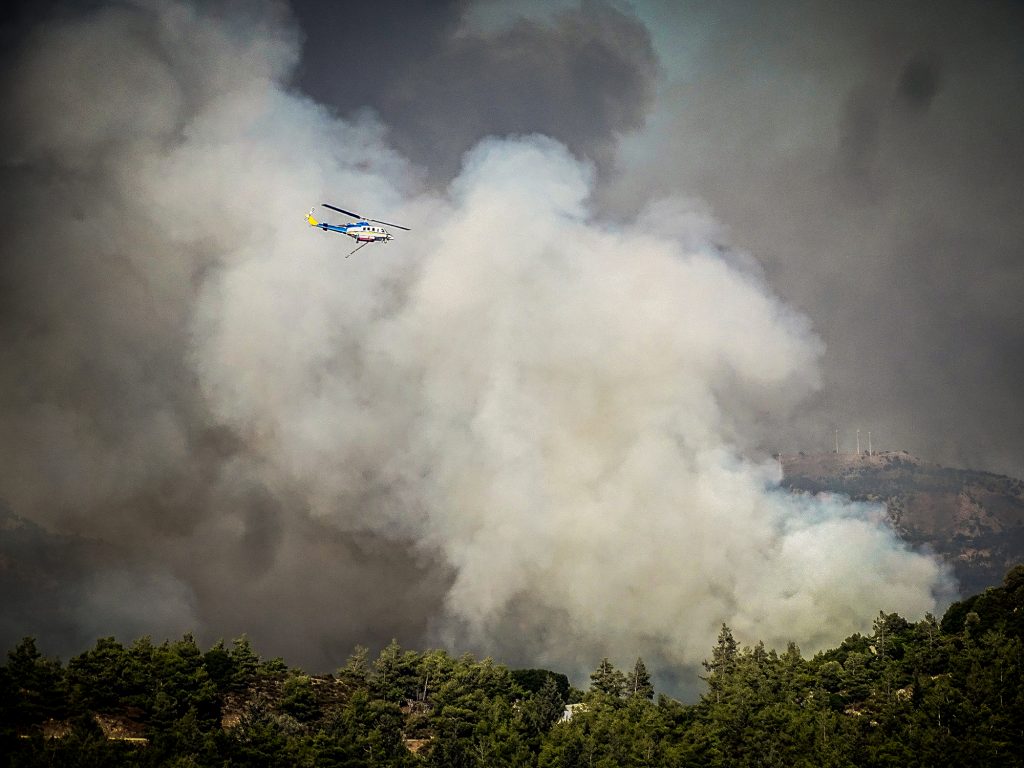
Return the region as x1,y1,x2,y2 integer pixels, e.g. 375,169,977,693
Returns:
306,208,318,227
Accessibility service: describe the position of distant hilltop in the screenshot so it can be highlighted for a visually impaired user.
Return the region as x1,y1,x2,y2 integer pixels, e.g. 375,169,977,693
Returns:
780,451,1024,595
781,449,927,477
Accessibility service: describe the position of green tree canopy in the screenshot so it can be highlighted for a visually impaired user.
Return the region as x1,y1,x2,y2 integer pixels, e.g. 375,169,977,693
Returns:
626,657,654,700
589,657,626,698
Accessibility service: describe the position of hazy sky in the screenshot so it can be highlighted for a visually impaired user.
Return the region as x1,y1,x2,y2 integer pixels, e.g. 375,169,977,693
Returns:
1,0,1018,692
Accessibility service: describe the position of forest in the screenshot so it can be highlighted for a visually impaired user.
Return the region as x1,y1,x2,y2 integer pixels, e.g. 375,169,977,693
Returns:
2,565,1022,767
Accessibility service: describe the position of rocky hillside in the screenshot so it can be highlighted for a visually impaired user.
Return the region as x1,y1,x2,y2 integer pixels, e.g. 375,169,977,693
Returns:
780,451,1024,595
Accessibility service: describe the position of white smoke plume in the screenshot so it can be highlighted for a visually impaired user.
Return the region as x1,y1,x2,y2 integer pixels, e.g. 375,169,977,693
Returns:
0,1,951,680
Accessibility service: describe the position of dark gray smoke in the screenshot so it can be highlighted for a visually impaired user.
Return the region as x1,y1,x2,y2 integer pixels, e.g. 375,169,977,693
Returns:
292,0,659,182
604,0,1024,478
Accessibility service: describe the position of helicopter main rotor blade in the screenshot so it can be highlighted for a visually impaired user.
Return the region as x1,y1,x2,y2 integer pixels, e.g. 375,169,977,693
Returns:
322,203,362,219
368,218,410,231
322,203,410,231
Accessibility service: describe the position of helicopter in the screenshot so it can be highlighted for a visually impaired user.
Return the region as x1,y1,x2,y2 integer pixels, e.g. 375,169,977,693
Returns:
306,203,410,256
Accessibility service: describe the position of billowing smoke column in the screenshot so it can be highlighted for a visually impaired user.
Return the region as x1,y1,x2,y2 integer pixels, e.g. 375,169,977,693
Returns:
0,1,951,680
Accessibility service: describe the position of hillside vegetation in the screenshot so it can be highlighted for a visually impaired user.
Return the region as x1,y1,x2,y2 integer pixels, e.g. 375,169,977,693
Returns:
3,565,1023,767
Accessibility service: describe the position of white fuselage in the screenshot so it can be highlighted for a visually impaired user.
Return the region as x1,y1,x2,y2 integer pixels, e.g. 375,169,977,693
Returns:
348,223,391,243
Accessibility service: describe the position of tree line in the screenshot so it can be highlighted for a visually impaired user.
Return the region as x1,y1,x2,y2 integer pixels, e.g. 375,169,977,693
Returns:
2,564,1022,767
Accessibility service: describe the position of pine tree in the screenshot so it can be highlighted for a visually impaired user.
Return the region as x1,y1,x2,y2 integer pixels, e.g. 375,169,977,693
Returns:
626,657,654,700
203,639,234,689
281,674,320,722
701,623,738,704
524,674,567,734
338,644,370,690
372,639,417,703
589,657,626,698
228,634,260,691
4,637,66,725
66,636,129,711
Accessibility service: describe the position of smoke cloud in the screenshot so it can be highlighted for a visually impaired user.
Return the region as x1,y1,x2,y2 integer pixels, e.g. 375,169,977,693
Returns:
606,0,1024,478
0,0,952,687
